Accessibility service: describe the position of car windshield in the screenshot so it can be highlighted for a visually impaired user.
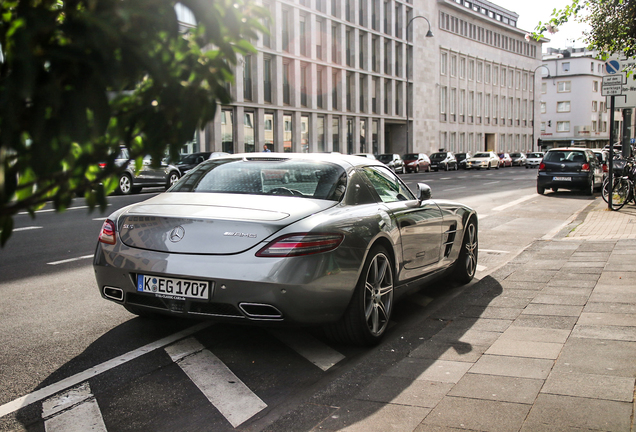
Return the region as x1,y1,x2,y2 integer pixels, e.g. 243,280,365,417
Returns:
473,153,490,158
527,153,543,158
510,153,521,157
430,153,446,159
403,153,418,160
544,150,587,163
376,154,393,163
170,158,347,201
455,153,467,159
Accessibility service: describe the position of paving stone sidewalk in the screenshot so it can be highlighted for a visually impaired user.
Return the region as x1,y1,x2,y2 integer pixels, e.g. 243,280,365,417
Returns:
313,200,636,432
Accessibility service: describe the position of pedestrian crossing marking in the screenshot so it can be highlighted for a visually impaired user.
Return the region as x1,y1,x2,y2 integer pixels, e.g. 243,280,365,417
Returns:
269,329,345,371
43,382,106,432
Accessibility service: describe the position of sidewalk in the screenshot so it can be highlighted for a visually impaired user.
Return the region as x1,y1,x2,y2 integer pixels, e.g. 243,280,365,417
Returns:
314,198,636,432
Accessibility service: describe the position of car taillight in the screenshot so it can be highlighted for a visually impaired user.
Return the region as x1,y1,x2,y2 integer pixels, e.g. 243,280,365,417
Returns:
603,163,608,173
256,233,344,257
98,163,107,169
98,219,117,245
538,162,545,171
581,163,590,172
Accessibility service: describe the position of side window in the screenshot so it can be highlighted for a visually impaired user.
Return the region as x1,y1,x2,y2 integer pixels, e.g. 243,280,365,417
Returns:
362,166,415,203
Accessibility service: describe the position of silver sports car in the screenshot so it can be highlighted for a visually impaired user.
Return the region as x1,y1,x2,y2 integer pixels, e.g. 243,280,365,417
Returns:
94,153,478,345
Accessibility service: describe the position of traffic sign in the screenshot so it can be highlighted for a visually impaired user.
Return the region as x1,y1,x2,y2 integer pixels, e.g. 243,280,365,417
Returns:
602,84,624,96
606,60,621,74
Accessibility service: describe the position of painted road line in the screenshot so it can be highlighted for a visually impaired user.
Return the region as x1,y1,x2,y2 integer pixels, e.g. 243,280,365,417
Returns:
476,264,487,272
442,187,467,192
483,181,501,185
440,177,452,180
43,383,106,432
47,255,94,266
0,322,213,419
17,204,112,215
166,337,267,428
479,249,510,254
269,329,345,371
13,226,43,232
492,194,535,212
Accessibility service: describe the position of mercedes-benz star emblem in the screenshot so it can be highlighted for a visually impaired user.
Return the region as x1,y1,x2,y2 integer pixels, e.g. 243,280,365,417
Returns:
169,226,186,243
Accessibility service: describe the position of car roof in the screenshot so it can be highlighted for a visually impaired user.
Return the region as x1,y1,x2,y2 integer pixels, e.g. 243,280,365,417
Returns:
207,152,386,169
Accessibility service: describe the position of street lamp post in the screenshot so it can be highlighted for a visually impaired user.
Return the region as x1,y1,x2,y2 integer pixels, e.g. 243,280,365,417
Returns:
405,16,433,155
532,64,550,152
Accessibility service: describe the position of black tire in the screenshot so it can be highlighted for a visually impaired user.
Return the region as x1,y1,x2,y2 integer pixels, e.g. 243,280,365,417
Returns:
434,168,439,172
495,162,500,170
166,171,180,189
537,185,545,195
124,304,161,318
445,164,449,171
117,174,133,195
414,165,419,173
584,178,594,196
453,218,478,284
610,178,631,210
324,246,394,346
486,163,491,170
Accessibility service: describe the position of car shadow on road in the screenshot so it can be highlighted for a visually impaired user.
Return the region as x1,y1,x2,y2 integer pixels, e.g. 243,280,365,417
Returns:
257,275,504,432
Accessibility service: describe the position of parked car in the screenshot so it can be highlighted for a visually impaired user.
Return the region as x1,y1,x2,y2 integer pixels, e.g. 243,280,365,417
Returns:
429,151,458,171
174,152,212,174
465,152,500,170
592,150,609,177
525,152,544,169
498,153,513,167
402,153,431,173
94,153,478,346
537,148,603,195
376,153,405,173
510,152,527,167
455,152,472,170
102,147,181,195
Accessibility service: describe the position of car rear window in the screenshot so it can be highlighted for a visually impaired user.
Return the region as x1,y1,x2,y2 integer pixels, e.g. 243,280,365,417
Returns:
527,153,543,158
403,153,418,159
544,151,587,163
430,153,446,158
171,158,347,201
473,153,490,158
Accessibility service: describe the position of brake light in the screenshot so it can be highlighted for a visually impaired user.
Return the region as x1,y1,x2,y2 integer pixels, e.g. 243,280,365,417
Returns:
98,163,107,169
98,219,117,245
256,233,344,257
581,163,590,172
603,163,608,173
538,162,545,171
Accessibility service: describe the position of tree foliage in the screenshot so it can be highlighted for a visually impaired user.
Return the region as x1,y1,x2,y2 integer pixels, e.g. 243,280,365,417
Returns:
0,0,266,245
534,0,636,59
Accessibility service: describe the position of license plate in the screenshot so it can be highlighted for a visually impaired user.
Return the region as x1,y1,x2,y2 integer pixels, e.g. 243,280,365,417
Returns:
553,176,572,181
137,274,211,300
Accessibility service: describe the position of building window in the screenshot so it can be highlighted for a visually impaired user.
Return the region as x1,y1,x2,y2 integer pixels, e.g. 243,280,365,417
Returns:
557,101,571,112
557,121,570,132
593,81,599,92
264,113,274,151
262,2,272,48
450,55,457,77
562,62,570,72
243,55,253,101
301,115,309,153
333,71,339,110
557,81,571,92
317,69,323,108
440,86,447,120
283,62,291,105
493,65,498,85
221,110,234,153
316,18,324,59
450,87,456,121
359,34,365,68
485,64,490,83
440,52,447,75
541,82,547,94
264,58,272,103
592,101,598,112
346,28,353,67
468,59,474,80
477,62,483,82
460,57,466,78
515,71,520,89
332,25,339,63
244,112,255,152
282,9,290,52
332,117,340,152
284,114,293,152
299,15,307,56
501,68,506,87
541,121,546,132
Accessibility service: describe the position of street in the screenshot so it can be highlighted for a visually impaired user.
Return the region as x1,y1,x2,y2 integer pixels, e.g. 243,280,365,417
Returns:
0,167,597,431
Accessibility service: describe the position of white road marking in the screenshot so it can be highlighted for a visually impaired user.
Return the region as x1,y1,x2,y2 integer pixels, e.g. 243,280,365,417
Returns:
17,204,111,215
441,187,467,192
269,329,345,371
43,383,106,432
13,226,43,232
491,194,535,212
92,218,108,221
476,264,487,272
483,181,501,185
166,338,267,428
47,255,94,266
440,177,451,180
479,214,490,219
0,322,212,418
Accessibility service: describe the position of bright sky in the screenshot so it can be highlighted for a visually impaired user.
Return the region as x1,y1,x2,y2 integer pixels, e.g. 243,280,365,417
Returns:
491,0,591,52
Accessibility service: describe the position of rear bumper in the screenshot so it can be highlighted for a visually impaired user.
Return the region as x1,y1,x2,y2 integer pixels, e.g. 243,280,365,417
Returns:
537,172,591,190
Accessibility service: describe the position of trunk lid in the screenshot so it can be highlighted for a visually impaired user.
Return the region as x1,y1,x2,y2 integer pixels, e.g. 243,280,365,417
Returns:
117,193,336,254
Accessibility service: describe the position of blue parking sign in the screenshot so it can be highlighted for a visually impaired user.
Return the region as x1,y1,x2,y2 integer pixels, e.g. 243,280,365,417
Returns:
606,60,621,74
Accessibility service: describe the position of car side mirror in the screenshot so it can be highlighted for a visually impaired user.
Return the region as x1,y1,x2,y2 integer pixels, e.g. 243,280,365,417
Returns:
417,183,432,201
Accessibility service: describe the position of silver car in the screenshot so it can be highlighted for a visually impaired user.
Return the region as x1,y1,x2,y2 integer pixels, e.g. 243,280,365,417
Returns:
108,147,181,195
94,153,478,345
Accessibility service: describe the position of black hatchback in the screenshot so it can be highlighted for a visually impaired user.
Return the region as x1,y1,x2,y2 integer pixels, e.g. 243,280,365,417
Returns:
537,148,603,195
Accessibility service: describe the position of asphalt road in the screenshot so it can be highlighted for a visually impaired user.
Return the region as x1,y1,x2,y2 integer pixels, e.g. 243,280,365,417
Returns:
0,167,597,431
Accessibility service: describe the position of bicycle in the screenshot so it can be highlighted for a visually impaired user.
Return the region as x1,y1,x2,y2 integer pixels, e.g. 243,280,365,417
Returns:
602,157,635,210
